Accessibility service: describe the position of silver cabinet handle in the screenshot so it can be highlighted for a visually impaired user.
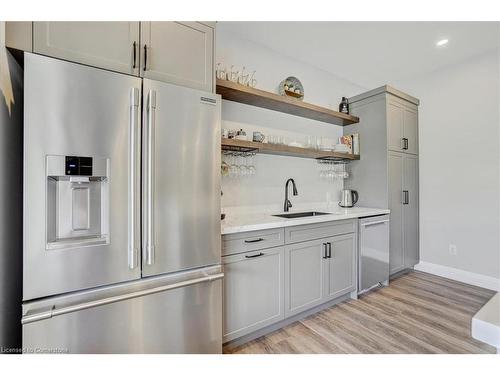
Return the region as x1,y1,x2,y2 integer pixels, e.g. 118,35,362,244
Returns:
327,242,332,259
361,219,389,227
322,243,328,259
143,44,148,71
402,190,409,205
22,273,224,324
143,90,156,266
128,88,140,270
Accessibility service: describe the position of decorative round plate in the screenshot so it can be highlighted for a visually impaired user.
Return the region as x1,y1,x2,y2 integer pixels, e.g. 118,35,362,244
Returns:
279,76,304,100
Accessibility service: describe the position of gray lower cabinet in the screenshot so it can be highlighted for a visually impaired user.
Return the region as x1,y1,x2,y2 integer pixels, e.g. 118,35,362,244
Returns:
285,233,356,318
222,247,284,343
284,238,327,318
222,220,357,343
325,233,357,300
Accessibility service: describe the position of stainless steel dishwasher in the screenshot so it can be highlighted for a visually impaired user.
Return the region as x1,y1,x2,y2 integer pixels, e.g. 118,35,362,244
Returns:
358,215,390,293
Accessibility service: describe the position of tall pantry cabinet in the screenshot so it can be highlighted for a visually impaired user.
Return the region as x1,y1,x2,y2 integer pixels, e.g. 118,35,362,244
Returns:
344,86,420,275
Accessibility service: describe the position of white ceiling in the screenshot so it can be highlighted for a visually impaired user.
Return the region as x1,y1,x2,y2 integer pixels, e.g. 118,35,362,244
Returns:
217,22,499,87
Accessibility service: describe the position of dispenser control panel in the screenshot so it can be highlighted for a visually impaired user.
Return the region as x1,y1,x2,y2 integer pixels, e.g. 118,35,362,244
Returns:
65,156,93,176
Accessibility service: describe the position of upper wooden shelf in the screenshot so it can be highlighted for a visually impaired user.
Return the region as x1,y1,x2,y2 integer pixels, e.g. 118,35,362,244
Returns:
216,79,360,126
221,138,360,161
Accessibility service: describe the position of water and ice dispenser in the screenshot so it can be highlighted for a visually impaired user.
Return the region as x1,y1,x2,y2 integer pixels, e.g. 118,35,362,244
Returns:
46,155,109,250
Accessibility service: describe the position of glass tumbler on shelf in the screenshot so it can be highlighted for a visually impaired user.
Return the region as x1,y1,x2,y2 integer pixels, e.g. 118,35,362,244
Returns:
307,135,317,149
315,137,323,150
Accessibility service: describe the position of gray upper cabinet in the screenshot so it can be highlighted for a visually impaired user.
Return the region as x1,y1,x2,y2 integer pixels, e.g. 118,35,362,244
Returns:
140,22,214,92
387,100,404,152
403,154,419,268
33,22,140,75
326,233,356,300
222,247,284,342
285,238,326,318
387,96,419,155
403,107,419,155
9,21,215,92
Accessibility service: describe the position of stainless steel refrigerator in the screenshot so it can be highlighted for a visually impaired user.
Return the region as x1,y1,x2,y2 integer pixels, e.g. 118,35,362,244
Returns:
21,53,222,353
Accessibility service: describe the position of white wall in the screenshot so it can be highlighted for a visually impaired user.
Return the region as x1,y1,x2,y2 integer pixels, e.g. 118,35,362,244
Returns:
216,27,366,209
395,51,500,280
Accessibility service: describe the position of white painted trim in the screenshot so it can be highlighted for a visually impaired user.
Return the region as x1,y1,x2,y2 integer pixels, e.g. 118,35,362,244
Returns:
472,293,500,350
414,261,500,291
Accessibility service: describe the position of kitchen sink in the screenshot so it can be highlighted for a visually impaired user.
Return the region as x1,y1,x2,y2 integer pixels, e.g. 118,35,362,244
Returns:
272,211,330,219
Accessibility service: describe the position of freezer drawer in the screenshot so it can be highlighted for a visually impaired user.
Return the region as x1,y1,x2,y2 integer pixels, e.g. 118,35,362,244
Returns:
358,215,390,292
22,266,223,353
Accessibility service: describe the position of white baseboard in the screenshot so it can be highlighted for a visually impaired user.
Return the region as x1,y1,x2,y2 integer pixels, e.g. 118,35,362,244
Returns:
414,261,500,291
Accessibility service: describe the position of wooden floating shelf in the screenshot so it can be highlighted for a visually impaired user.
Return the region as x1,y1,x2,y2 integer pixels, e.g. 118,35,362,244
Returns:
221,138,360,161
216,79,359,126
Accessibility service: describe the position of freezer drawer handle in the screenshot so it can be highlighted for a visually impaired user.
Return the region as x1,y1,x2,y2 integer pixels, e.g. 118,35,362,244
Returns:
244,238,264,243
245,252,264,259
361,219,390,227
21,273,224,325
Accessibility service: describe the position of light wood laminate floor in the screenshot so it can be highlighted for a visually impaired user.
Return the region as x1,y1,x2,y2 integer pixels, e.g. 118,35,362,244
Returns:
224,271,496,354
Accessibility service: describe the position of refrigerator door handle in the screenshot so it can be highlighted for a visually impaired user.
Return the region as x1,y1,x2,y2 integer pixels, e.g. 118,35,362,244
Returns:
128,88,140,270
143,89,156,266
22,272,224,325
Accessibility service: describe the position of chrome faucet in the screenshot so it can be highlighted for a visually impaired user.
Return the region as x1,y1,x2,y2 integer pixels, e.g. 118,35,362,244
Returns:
284,178,298,212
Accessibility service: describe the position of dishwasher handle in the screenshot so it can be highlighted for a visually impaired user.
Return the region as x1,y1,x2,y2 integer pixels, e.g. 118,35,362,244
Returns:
361,219,389,227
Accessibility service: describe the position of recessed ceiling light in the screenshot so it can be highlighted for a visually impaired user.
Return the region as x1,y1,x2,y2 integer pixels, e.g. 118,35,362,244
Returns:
436,39,449,47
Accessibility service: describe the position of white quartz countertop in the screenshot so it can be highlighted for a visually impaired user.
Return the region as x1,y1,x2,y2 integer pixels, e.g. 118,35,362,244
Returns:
221,204,390,235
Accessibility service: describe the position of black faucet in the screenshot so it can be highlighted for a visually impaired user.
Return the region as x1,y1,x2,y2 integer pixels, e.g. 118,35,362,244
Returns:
284,178,298,212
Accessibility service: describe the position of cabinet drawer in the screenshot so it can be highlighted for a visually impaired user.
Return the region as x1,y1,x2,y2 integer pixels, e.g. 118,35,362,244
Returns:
222,247,284,342
285,220,356,244
222,228,285,256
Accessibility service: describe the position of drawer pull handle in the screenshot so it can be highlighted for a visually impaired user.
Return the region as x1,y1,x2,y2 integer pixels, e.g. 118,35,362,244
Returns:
322,243,328,259
245,252,264,259
244,238,264,243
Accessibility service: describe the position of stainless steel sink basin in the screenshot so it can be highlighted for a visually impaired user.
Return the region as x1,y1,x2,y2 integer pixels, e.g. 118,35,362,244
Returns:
272,211,330,219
